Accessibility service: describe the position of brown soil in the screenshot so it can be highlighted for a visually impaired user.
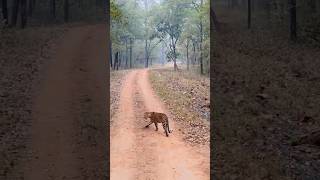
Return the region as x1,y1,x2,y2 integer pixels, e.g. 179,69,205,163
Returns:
24,24,108,179
110,69,209,179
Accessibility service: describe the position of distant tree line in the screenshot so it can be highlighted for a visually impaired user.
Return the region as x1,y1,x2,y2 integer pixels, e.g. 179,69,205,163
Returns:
214,0,320,43
111,0,210,75
0,0,106,28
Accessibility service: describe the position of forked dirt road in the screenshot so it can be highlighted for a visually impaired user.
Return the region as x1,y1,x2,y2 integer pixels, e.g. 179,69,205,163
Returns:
24,24,108,179
111,69,210,180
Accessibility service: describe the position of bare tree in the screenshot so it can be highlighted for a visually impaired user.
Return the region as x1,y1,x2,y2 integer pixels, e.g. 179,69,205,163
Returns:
51,0,56,20
28,0,34,16
11,0,20,27
129,38,133,68
289,0,297,41
185,39,190,70
64,0,69,22
2,0,8,25
248,0,251,29
21,0,27,28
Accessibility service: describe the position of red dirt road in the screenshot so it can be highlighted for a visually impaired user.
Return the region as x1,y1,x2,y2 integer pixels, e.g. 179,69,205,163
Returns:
111,69,210,180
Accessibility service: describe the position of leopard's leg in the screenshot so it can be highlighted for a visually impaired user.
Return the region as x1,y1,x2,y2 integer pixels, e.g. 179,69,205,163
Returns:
167,120,171,133
163,123,169,137
145,121,153,128
154,122,158,131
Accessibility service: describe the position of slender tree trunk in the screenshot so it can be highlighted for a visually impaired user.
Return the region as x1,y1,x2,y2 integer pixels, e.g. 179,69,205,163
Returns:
116,52,119,70
199,0,204,74
289,0,297,41
64,0,69,22
309,0,316,13
110,41,113,68
144,0,149,68
28,0,33,16
113,52,117,70
129,38,133,68
210,9,220,31
145,40,148,68
160,43,165,65
51,0,56,21
119,51,122,69
103,0,107,17
11,0,20,27
2,0,8,25
192,41,196,65
266,1,271,23
186,40,189,70
125,38,128,69
173,43,178,71
20,0,27,28
199,41,203,74
248,0,251,29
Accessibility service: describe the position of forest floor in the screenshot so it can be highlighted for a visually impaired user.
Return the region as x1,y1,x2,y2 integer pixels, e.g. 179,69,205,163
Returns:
110,68,209,179
212,10,320,179
0,23,108,179
149,68,210,145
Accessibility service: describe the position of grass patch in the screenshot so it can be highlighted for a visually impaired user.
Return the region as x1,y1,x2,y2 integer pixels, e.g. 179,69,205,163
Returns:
149,68,209,145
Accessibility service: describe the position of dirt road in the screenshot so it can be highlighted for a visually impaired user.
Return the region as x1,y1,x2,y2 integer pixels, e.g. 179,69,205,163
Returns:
24,24,108,179
111,69,209,180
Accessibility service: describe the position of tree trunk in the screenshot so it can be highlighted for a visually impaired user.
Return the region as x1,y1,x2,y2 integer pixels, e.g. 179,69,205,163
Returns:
64,0,69,22
2,0,8,25
309,0,316,13
145,39,148,68
186,40,189,70
199,0,204,74
161,43,165,65
11,0,20,27
210,8,220,31
116,52,120,70
110,41,113,68
248,0,251,29
129,38,133,68
119,51,122,69
125,38,128,69
192,41,196,65
266,0,271,23
113,52,117,70
28,0,33,16
173,43,178,71
199,41,203,74
289,0,297,41
51,0,56,21
20,0,27,28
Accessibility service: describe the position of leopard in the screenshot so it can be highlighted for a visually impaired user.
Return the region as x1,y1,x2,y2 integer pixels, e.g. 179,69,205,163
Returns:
144,112,172,137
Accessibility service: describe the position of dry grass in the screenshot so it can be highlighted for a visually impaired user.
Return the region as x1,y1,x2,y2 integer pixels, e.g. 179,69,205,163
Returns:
110,70,130,123
149,68,210,146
